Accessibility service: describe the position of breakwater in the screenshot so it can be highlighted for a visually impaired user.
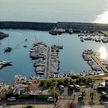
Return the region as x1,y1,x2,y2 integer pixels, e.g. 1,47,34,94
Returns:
0,21,108,31
0,21,56,31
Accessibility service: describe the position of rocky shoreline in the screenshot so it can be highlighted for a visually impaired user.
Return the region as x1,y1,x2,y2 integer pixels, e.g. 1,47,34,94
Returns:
0,32,8,40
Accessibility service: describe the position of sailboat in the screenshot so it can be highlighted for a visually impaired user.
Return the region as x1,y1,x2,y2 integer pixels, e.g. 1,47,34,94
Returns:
23,35,28,48
4,36,12,53
57,36,63,50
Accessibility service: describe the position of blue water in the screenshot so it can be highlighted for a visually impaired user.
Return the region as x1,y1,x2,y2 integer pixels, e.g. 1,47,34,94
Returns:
0,29,107,84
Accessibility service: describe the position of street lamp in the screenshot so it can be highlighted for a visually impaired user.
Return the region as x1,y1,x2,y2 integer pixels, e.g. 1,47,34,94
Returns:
53,82,56,108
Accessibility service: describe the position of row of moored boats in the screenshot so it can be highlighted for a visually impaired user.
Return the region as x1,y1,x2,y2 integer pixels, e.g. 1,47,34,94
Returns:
30,42,48,75
49,28,73,35
30,42,62,77
82,49,108,75
49,45,60,78
78,32,108,43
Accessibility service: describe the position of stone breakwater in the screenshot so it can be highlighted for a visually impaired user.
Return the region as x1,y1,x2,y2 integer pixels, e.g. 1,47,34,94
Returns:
0,21,108,31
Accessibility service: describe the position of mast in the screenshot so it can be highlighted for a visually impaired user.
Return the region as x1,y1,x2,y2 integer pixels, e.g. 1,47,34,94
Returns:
35,34,38,43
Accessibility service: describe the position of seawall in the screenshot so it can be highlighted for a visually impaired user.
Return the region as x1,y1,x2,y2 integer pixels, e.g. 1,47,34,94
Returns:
0,21,108,31
0,21,56,31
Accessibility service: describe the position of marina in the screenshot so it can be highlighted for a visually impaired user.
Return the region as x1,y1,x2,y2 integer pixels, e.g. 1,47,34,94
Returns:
0,29,108,84
0,0,108,107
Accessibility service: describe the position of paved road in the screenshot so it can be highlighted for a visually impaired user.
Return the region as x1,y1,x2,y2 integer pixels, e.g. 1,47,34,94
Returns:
0,99,53,106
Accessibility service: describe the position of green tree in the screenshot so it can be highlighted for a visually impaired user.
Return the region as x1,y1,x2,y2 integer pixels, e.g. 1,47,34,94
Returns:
90,91,94,101
81,91,86,99
46,80,52,87
48,89,60,99
64,78,69,86
39,80,45,87
71,75,80,79
8,85,12,90
57,79,64,87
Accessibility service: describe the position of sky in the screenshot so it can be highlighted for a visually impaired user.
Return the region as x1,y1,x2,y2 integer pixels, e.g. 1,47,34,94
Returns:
94,0,108,23
0,0,107,23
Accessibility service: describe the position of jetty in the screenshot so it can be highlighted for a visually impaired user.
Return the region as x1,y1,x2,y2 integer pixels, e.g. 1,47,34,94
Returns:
45,47,50,79
91,54,108,73
49,45,60,78
82,49,108,75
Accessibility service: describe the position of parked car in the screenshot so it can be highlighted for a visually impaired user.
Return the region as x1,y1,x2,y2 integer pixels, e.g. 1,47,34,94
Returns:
102,91,107,96
47,97,56,102
7,97,16,101
59,85,64,91
74,85,80,91
69,85,74,90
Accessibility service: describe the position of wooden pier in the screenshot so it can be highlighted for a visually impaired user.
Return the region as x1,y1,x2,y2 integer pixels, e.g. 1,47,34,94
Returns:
45,47,50,79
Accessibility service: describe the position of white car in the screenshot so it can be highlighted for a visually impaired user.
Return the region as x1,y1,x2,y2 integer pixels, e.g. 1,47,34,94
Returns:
47,97,55,102
59,85,64,91
7,97,16,101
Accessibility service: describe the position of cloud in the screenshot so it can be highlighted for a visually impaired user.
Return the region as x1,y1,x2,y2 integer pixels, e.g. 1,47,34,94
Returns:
94,0,108,23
